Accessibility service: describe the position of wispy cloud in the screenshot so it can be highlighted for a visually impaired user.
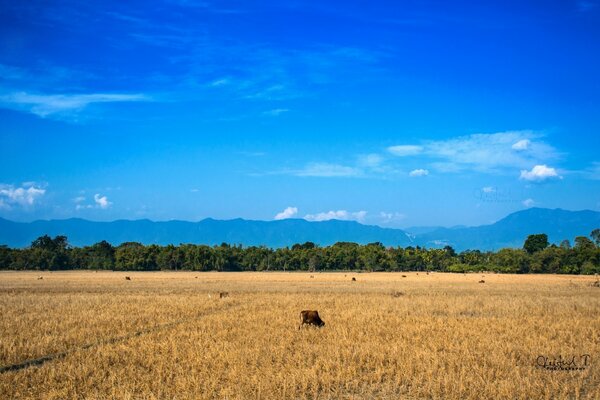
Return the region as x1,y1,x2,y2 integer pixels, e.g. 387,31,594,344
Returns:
389,131,560,173
358,153,384,167
304,210,367,222
0,92,149,117
172,43,388,104
274,206,298,220
0,62,98,93
387,145,423,156
293,162,362,177
583,162,600,180
237,151,266,157
263,108,289,116
577,1,597,11
511,139,530,151
379,211,406,224
274,131,561,182
209,78,231,87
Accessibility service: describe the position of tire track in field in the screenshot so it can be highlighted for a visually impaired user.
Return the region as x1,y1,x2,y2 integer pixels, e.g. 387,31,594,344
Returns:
0,300,242,374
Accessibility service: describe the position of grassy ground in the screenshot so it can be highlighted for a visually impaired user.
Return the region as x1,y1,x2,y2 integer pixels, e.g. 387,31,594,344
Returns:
0,271,598,399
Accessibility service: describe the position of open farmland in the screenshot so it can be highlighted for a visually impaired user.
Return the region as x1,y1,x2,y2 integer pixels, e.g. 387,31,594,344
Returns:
1,271,599,399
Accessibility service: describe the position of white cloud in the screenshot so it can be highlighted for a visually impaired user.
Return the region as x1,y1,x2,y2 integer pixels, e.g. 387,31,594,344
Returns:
278,131,559,181
263,108,289,116
409,169,429,177
73,196,86,203
519,165,561,182
0,183,46,208
379,212,405,223
427,131,556,171
582,161,600,180
482,186,495,193
294,162,362,177
94,194,112,209
387,145,423,156
304,210,367,222
0,92,148,117
274,206,298,220
358,153,384,167
209,78,230,87
522,198,535,207
389,131,558,173
511,139,530,151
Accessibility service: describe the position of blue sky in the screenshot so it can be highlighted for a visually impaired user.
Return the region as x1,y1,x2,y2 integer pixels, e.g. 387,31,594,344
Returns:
0,0,599,227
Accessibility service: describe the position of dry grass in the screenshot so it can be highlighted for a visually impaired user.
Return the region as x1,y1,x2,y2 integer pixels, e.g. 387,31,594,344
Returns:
1,271,599,399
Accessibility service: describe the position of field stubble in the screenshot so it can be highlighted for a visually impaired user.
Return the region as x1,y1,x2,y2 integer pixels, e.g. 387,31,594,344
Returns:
0,271,598,399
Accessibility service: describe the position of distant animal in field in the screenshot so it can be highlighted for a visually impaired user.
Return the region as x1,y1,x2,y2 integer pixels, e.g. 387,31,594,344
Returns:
37,276,43,280
219,291,229,299
310,275,314,278
125,276,131,281
402,275,407,278
391,291,404,297
351,277,356,281
479,280,485,284
591,280,600,288
299,310,325,329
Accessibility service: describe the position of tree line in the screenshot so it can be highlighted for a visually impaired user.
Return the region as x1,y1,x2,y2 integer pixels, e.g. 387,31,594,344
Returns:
0,230,599,274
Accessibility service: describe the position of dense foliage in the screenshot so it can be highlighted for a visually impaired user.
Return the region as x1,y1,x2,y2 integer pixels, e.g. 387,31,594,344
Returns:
1,232,599,274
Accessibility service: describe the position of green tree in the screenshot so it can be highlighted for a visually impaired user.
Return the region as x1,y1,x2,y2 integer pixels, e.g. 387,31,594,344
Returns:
575,236,595,251
591,229,600,246
88,240,115,269
492,248,530,273
559,239,571,249
523,234,549,254
0,245,12,269
29,235,70,270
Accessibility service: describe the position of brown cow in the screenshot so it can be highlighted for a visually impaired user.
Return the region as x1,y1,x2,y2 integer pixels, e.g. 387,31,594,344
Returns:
299,310,325,329
125,276,131,281
219,291,229,299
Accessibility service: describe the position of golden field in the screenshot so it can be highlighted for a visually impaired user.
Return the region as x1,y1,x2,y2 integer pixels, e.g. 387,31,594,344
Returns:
0,271,599,399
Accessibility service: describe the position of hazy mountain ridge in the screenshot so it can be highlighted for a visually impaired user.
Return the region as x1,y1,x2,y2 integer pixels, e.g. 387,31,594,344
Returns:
0,217,414,248
417,208,600,250
0,208,598,251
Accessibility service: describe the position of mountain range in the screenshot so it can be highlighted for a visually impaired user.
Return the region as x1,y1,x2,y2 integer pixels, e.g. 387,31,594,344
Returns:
0,208,598,251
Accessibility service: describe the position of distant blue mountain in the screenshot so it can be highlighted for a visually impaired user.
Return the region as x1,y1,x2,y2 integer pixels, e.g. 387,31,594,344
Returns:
417,208,600,250
0,208,598,250
0,217,413,248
